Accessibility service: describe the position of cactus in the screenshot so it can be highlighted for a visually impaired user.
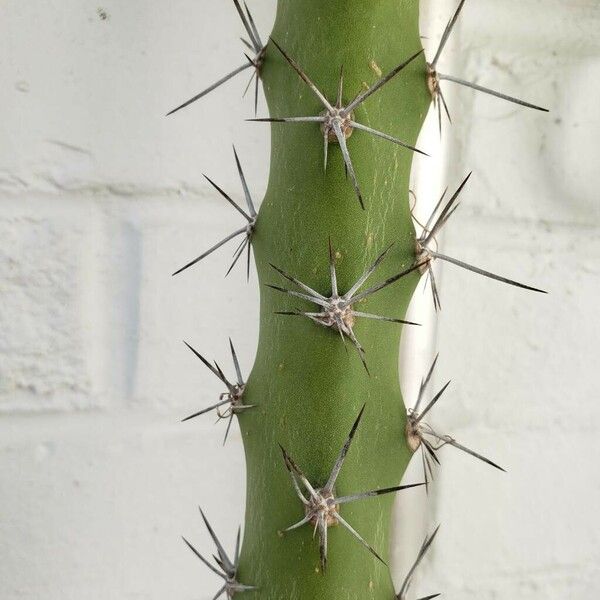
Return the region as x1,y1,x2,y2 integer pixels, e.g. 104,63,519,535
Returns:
169,0,547,598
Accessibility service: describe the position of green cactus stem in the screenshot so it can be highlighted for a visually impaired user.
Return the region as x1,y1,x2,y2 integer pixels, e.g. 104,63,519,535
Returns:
235,1,430,597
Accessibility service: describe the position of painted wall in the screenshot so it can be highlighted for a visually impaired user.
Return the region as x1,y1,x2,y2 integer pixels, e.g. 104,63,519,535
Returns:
1,1,598,598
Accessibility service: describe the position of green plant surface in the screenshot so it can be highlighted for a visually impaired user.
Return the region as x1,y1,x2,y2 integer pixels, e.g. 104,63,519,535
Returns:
236,1,430,597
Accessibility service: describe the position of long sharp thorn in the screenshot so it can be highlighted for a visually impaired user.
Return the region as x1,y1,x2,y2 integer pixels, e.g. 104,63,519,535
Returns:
422,449,434,480
167,63,252,116
355,340,371,374
337,65,344,106
324,404,366,493
213,362,232,392
199,508,233,572
351,311,421,327
229,339,244,386
234,527,241,567
431,251,547,293
232,146,256,217
416,381,451,422
336,482,426,505
344,244,394,300
439,73,549,112
302,310,328,318
246,237,252,280
181,397,232,422
349,121,429,156
429,267,442,312
273,309,303,317
425,446,437,475
328,237,338,297
319,518,328,573
438,203,461,231
421,449,430,494
424,172,472,244
270,38,333,111
423,438,441,466
242,61,256,98
212,553,225,572
279,444,319,500
332,119,364,209
431,0,467,68
181,536,226,579
203,174,252,221
211,585,227,600
233,0,259,50
398,525,441,599
223,414,234,446
279,448,310,504
334,314,349,349
247,116,326,123
290,474,311,506
253,64,260,115
183,341,228,384
243,1,263,49
350,261,427,303
441,437,506,471
415,354,440,413
421,449,434,484
284,514,312,533
172,227,247,276
423,187,448,234
269,263,328,299
334,512,386,565
323,130,329,172
225,237,249,277
228,234,247,264
439,87,452,122
291,478,311,506
437,96,443,137
240,37,253,52
233,584,257,593
265,284,329,308
231,231,250,263
345,49,424,113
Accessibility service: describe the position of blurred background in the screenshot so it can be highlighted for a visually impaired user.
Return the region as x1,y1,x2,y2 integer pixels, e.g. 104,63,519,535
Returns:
1,0,598,598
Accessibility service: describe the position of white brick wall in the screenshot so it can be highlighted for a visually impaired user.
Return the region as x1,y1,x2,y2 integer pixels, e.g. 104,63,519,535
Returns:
1,1,598,599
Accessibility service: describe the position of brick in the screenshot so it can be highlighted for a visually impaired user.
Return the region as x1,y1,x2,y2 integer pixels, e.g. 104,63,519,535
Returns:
0,0,272,194
110,197,260,413
0,412,245,599
435,218,600,432
0,203,101,411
